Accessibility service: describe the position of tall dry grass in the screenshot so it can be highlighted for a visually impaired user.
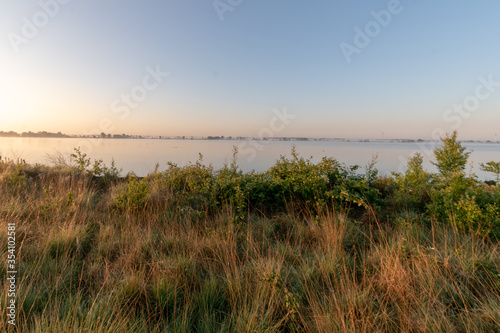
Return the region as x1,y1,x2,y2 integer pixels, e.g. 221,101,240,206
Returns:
0,160,499,332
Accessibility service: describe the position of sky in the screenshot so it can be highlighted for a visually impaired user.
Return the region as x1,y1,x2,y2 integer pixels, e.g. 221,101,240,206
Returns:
1,0,499,140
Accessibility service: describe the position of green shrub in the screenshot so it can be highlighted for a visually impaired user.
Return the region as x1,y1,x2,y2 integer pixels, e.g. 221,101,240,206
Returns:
428,172,500,238
2,164,30,195
161,156,214,214
392,152,432,212
212,148,248,223
115,177,151,212
453,195,496,237
262,271,302,331
71,147,121,184
266,147,379,214
267,147,328,208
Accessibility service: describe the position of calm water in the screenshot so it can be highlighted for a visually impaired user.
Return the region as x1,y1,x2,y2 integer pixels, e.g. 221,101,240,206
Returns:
1,137,499,180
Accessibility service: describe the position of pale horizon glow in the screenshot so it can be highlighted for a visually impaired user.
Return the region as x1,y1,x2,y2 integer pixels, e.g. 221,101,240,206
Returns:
1,1,499,140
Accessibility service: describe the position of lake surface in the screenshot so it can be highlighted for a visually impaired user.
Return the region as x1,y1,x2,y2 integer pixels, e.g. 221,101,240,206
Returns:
1,137,499,180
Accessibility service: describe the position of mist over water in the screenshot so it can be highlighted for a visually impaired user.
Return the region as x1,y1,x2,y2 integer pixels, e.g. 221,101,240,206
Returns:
1,137,499,180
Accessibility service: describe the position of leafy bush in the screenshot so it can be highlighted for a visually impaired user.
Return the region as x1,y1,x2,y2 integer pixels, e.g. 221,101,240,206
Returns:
72,135,500,237
391,152,432,212
160,155,214,218
115,177,151,212
427,170,500,238
266,147,381,215
212,148,248,222
267,147,333,210
453,194,500,237
1,164,30,195
71,147,121,183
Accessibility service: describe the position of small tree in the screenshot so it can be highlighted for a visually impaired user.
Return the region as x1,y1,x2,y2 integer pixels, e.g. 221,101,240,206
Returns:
432,131,471,177
480,161,500,182
405,152,426,182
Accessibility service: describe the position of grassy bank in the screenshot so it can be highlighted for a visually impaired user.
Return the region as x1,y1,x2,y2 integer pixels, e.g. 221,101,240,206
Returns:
1,132,499,332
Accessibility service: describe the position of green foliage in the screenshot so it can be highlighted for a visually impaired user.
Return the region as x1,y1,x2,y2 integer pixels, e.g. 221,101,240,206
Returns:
364,154,379,185
39,187,60,219
428,172,500,238
160,154,214,219
267,147,333,209
71,147,91,172
266,146,380,215
71,147,121,182
109,146,384,222
66,190,75,207
480,161,500,182
212,147,248,223
453,195,500,237
432,130,471,177
2,135,500,332
392,152,432,212
406,152,428,183
115,177,151,212
2,164,29,194
2,138,499,238
262,271,301,331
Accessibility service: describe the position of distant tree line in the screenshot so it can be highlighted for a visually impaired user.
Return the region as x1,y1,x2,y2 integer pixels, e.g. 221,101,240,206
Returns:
99,133,140,139
203,136,311,141
0,131,69,138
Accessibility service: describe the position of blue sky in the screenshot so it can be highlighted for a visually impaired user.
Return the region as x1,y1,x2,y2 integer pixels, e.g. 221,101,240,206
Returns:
1,0,499,139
